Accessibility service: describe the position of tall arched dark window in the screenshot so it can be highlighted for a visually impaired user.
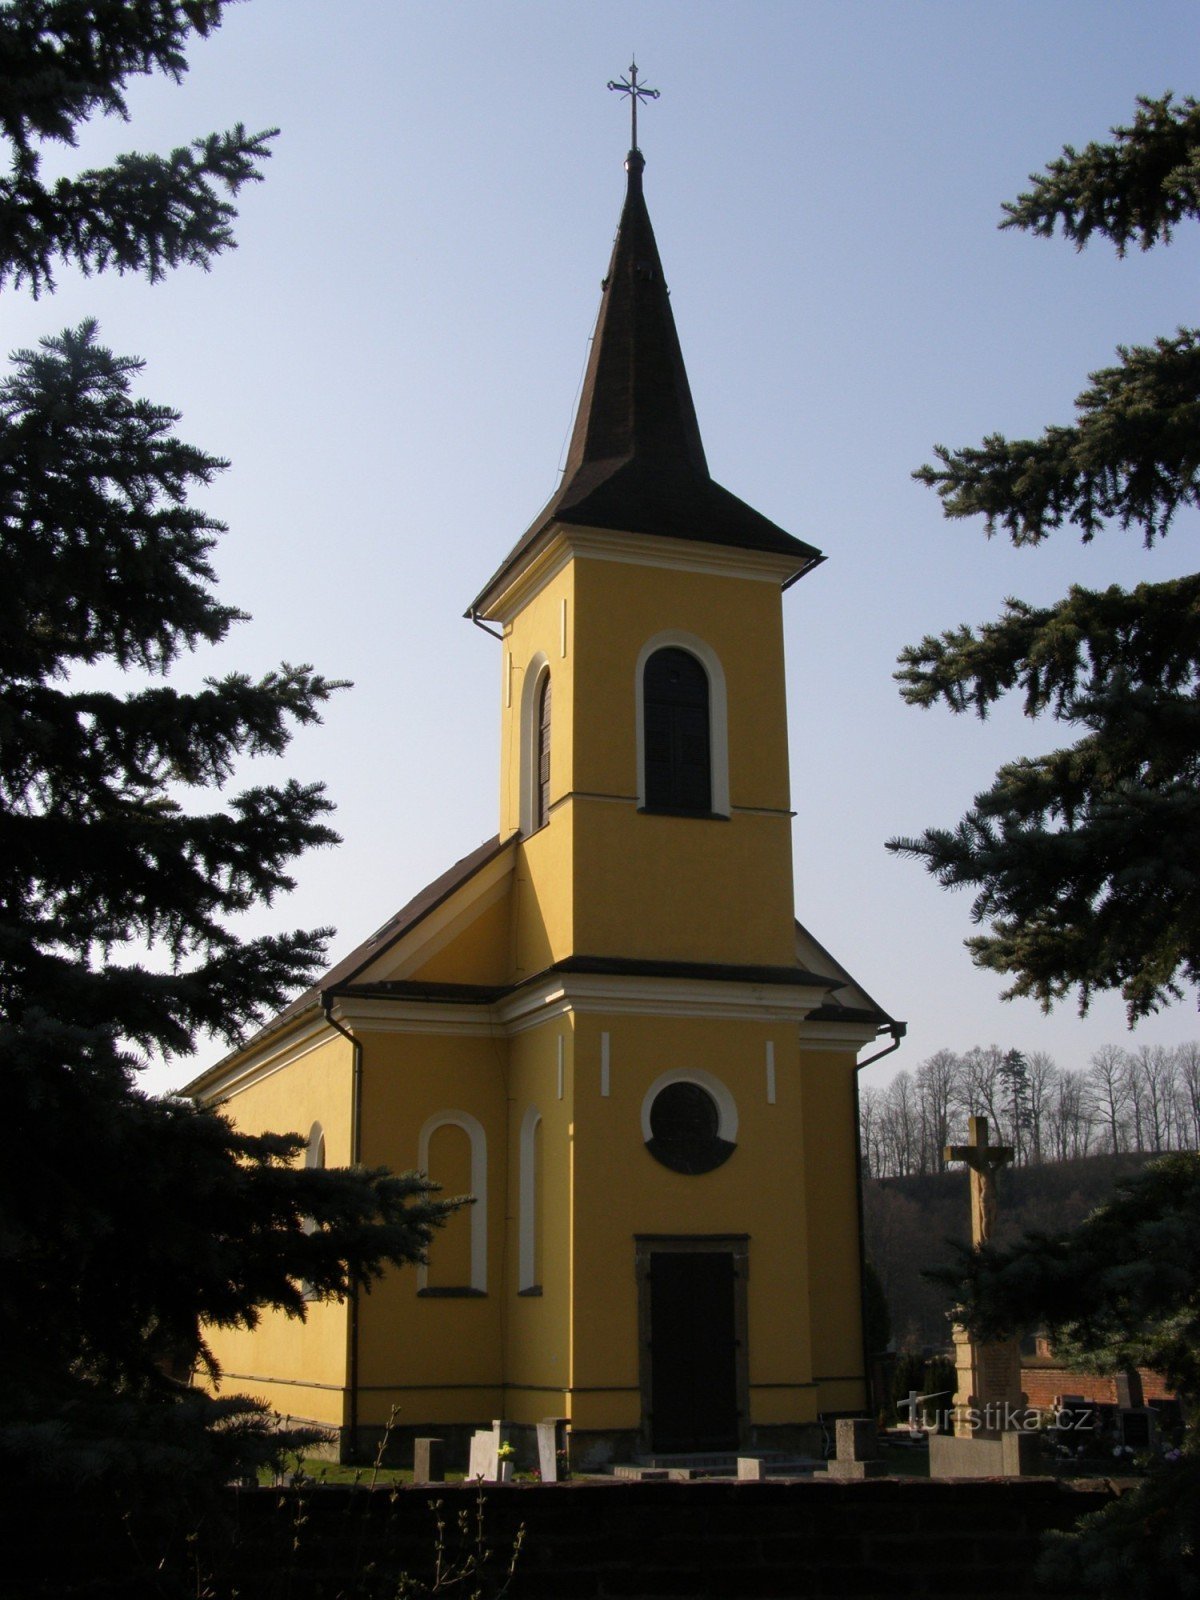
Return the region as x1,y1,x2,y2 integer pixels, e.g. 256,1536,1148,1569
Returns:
643,647,711,813
535,671,551,830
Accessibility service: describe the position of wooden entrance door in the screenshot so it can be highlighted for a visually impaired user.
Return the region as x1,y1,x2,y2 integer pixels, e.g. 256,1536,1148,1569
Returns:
637,1237,748,1454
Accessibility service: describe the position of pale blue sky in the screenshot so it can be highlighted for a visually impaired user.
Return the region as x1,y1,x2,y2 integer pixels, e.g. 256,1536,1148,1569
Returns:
14,1,1199,1094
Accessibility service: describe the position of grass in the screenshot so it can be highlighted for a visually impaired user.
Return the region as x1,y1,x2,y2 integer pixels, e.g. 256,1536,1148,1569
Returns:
259,1456,471,1487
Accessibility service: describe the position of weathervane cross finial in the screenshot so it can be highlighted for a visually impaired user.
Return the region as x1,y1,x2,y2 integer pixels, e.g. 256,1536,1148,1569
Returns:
607,59,660,153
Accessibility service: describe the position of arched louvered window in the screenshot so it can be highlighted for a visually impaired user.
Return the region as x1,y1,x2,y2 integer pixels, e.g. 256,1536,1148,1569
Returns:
535,671,551,830
643,647,711,813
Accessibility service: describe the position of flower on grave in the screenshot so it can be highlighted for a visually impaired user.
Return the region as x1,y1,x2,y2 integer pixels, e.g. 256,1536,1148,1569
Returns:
497,1443,515,1460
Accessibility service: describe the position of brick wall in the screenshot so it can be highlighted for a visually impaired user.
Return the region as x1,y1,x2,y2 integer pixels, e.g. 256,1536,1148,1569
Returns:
1022,1361,1174,1409
2,1477,1116,1600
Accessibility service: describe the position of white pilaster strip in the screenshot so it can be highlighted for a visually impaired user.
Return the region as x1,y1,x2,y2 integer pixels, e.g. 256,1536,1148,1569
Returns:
766,1040,777,1105
600,1031,611,1097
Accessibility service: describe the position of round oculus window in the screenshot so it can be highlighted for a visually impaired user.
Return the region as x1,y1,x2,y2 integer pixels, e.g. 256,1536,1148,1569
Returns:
646,1080,736,1175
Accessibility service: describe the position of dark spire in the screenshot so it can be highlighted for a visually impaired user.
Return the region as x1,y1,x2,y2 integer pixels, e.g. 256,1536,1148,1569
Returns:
469,152,822,616
559,148,709,485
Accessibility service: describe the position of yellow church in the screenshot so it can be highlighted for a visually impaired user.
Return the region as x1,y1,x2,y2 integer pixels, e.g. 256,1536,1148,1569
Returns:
188,131,902,1469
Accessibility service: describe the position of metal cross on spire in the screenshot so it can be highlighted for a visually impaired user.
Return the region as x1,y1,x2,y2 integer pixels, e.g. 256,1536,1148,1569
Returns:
607,59,660,153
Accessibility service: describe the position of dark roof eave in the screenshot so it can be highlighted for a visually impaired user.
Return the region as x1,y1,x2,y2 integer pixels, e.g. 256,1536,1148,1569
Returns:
468,496,824,621
803,1003,896,1027
328,954,841,1009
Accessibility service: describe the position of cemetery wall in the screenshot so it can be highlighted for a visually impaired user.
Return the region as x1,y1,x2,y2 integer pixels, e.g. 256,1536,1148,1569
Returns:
3,1476,1116,1600
1021,1359,1173,1409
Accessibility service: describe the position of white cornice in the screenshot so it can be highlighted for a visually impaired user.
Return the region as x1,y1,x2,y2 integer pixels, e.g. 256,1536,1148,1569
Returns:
185,1013,335,1104
480,524,802,627
797,1023,882,1052
188,977,873,1097
331,997,501,1038
498,970,836,1030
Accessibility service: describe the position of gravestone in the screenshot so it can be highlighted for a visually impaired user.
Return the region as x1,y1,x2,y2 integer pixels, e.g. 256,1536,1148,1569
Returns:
1118,1409,1156,1451
1054,1396,1095,1449
537,1418,567,1482
1115,1370,1145,1410
413,1437,444,1483
467,1421,510,1482
826,1418,885,1479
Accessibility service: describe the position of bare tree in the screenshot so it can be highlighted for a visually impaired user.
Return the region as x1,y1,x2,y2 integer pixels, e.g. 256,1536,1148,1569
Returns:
1176,1043,1200,1150
1050,1069,1096,1160
916,1050,961,1172
956,1045,1008,1144
859,1084,885,1179
883,1071,921,1176
1089,1045,1131,1154
1023,1051,1058,1164
1127,1044,1178,1152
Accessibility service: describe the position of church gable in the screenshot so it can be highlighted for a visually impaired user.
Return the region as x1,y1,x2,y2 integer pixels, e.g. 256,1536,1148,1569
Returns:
351,839,516,989
794,918,890,1023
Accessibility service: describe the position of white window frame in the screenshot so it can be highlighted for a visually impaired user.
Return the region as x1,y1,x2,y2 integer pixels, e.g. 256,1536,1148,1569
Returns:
640,1069,739,1144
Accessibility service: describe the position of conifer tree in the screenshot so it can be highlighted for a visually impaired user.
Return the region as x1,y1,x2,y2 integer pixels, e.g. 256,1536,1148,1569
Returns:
889,94,1200,1023
0,2,456,1486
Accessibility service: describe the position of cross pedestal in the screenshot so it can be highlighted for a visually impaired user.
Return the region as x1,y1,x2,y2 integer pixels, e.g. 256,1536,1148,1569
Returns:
932,1117,1030,1472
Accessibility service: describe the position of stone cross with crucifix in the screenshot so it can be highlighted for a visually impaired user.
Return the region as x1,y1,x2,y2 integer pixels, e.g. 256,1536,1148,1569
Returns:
944,1114,1013,1250
943,1114,1023,1439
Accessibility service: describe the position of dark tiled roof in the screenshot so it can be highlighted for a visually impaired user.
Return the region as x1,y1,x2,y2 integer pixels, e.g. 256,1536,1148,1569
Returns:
549,953,838,989
794,917,895,1027
469,153,822,616
338,953,839,1009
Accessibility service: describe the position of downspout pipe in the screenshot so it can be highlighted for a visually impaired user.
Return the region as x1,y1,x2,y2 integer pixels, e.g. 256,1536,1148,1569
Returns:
467,609,504,642
320,991,364,1462
853,1020,906,1418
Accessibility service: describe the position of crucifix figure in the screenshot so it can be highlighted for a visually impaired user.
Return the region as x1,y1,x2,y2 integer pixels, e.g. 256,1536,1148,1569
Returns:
945,1115,1013,1248
607,59,660,153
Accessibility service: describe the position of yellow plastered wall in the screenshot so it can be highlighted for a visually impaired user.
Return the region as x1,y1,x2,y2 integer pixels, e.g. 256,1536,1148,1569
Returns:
499,564,575,841
425,1124,474,1288
352,1029,507,1428
566,1013,817,1434
511,820,573,977
407,889,514,986
502,1018,574,1423
799,1048,868,1412
570,555,793,814
571,803,795,966
496,546,798,971
200,1031,354,1429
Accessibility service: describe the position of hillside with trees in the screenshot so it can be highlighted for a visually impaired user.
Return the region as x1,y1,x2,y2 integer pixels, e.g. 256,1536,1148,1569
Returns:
862,1042,1198,1348
861,1041,1200,1178
864,1148,1162,1350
